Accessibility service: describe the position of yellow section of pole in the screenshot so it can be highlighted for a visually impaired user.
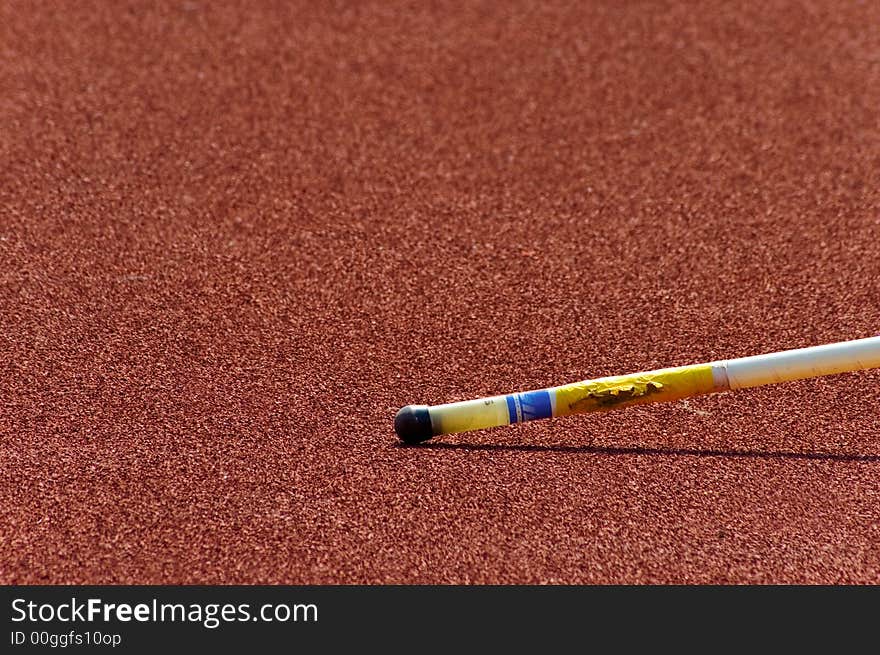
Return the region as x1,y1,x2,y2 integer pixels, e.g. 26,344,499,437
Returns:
552,364,717,416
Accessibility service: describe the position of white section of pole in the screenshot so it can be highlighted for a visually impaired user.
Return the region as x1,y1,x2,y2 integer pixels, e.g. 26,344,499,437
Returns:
719,335,880,390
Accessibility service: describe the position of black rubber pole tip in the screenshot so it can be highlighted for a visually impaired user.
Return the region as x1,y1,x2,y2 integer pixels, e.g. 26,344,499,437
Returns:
394,405,434,444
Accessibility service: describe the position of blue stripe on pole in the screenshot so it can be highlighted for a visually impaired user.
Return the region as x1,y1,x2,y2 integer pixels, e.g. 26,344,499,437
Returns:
506,395,518,424
518,390,553,421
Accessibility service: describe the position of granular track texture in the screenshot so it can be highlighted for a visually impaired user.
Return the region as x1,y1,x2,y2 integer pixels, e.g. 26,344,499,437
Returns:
2,0,879,584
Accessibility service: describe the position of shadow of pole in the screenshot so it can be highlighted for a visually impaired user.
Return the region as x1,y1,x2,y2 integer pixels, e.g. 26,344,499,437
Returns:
397,441,880,463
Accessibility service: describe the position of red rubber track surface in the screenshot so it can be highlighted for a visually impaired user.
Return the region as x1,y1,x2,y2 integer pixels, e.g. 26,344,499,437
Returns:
2,1,879,584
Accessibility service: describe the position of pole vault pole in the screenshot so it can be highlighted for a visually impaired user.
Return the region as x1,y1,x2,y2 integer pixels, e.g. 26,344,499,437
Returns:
394,335,880,444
